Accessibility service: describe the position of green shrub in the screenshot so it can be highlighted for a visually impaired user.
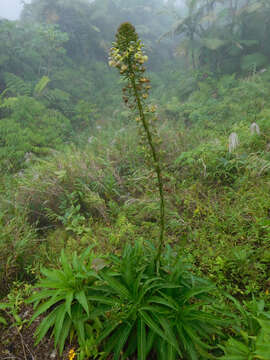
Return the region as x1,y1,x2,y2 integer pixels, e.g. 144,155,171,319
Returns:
91,243,228,360
28,242,228,359
220,297,270,359
27,248,101,356
0,96,71,172
15,148,116,228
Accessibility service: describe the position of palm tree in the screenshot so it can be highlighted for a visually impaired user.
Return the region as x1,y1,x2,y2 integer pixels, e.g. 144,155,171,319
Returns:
164,0,268,72
163,0,221,69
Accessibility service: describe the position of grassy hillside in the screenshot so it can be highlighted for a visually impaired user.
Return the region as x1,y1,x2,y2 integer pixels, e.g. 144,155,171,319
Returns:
1,0,270,358
1,69,270,358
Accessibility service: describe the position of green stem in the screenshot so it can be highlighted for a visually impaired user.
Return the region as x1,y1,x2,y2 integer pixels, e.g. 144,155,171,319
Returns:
130,74,165,274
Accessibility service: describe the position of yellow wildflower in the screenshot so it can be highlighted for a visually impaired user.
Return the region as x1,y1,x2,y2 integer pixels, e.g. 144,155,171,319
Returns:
68,348,76,360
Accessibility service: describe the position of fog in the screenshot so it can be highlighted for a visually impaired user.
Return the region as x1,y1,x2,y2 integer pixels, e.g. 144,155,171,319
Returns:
0,0,184,21
0,0,24,20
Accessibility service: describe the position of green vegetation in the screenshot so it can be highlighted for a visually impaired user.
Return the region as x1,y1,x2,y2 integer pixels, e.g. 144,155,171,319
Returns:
0,0,270,359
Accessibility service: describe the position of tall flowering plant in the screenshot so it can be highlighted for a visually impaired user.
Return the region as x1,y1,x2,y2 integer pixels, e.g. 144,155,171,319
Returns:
109,23,165,272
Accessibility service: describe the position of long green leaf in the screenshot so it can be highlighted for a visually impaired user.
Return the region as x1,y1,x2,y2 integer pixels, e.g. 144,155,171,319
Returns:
146,329,155,356
27,289,60,305
34,307,58,345
74,318,86,346
158,315,181,356
87,295,116,305
148,295,178,311
167,343,177,360
54,304,67,347
58,316,72,355
137,318,146,360
98,320,121,343
30,294,63,323
102,273,130,299
113,322,133,360
75,290,89,316
100,324,125,359
65,291,74,318
140,310,179,353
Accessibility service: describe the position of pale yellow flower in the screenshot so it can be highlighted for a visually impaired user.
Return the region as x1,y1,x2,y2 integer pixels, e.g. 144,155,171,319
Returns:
109,60,116,67
68,348,76,360
121,64,128,72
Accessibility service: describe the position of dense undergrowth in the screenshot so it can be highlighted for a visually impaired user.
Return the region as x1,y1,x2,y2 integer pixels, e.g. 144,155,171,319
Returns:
1,69,270,358
2,70,270,293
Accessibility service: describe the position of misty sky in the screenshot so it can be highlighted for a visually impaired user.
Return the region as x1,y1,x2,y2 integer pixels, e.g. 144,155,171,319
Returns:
0,0,24,20
0,0,183,21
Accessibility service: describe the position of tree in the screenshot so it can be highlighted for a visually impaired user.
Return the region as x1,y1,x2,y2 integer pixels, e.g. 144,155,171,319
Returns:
163,0,220,69
21,0,102,63
164,0,270,73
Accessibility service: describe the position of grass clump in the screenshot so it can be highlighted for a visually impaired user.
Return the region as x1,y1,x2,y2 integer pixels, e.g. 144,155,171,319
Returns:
0,209,38,296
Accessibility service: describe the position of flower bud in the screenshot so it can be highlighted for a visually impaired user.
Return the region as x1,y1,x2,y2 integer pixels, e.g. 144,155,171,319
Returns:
121,65,128,72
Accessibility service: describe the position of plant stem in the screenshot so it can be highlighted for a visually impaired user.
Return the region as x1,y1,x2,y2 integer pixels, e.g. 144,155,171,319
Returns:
130,74,165,273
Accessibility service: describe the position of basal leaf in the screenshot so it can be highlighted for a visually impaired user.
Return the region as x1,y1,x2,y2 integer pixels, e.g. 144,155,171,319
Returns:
75,290,89,316
54,303,67,347
30,294,63,323
137,318,146,360
34,307,58,345
65,291,74,317
58,316,72,355
113,321,133,360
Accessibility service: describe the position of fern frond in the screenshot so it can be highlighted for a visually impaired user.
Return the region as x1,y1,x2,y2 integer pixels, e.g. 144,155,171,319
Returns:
4,72,32,96
0,88,9,103
34,76,50,97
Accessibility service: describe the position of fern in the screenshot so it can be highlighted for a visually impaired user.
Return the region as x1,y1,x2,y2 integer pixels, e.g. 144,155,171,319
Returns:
0,88,8,104
4,72,32,96
33,76,50,97
43,88,72,114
